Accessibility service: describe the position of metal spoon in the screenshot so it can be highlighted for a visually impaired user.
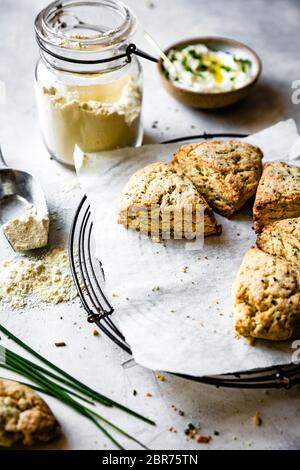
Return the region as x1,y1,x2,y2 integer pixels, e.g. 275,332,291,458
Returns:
0,146,48,250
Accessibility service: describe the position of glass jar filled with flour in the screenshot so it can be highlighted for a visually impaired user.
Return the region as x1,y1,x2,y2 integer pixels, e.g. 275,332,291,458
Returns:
34,0,143,167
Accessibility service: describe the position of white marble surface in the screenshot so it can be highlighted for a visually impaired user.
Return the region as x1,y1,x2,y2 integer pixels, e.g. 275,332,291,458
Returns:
0,0,300,450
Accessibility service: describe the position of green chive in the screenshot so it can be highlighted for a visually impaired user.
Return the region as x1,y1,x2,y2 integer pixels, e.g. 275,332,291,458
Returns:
0,324,155,426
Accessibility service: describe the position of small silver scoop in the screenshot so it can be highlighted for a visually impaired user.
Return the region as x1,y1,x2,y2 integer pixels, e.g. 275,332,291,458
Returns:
0,146,49,250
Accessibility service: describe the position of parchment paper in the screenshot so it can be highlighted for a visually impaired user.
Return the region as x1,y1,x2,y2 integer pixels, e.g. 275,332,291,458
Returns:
75,119,300,377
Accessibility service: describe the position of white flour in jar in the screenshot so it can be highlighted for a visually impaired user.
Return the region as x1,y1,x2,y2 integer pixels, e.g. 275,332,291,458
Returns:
35,76,142,165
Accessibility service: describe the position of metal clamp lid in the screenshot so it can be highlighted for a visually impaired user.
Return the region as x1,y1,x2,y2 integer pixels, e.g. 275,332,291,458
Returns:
36,35,158,65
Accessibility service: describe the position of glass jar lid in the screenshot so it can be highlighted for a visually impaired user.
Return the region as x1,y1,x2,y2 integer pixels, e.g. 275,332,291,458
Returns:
35,0,137,64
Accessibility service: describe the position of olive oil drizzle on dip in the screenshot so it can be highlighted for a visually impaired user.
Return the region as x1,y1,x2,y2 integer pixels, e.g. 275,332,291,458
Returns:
163,44,252,93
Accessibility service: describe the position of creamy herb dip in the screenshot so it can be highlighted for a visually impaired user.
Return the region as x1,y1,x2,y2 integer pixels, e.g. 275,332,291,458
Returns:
163,44,253,93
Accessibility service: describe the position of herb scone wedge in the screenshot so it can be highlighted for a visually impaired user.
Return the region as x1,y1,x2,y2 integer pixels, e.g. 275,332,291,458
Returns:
253,161,300,232
233,247,300,341
0,378,61,447
257,217,300,266
118,162,222,239
171,139,263,217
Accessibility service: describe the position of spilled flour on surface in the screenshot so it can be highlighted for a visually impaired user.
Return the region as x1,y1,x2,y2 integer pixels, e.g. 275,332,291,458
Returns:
0,247,77,309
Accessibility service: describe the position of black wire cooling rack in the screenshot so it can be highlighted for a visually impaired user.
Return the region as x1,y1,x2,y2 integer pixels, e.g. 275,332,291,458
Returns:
69,132,300,389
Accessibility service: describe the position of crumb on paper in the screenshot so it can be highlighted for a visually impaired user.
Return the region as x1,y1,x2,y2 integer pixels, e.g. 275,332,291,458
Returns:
152,285,160,292
92,329,99,336
184,423,211,444
145,392,153,397
168,426,177,433
252,413,262,426
180,266,188,273
184,423,196,438
133,389,137,396
156,372,165,382
196,434,211,444
111,292,118,297
54,342,66,347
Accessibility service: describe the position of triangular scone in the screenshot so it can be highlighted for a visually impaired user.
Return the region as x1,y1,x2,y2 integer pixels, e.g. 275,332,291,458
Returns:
171,140,263,217
233,247,300,341
253,161,300,232
118,162,222,239
257,217,300,266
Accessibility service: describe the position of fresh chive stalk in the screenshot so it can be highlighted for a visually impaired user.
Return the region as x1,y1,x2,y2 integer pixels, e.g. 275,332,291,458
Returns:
0,361,94,405
0,324,155,449
0,351,148,449
0,324,154,426
0,352,142,450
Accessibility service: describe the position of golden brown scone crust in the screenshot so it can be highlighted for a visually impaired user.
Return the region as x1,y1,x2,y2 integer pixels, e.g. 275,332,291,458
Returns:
233,247,300,341
253,161,300,232
257,217,300,266
171,139,263,217
118,162,222,238
0,378,61,447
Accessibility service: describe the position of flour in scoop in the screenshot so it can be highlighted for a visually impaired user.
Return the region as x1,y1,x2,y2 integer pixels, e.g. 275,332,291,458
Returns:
3,205,49,252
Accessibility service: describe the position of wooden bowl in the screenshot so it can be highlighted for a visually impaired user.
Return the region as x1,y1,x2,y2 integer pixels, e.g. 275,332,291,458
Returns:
158,36,262,109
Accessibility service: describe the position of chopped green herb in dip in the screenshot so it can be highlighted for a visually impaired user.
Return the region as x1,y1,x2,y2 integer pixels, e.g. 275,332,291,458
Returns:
163,44,253,93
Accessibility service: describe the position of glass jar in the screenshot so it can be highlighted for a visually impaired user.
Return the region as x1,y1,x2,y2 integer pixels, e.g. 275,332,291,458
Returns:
34,0,143,168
